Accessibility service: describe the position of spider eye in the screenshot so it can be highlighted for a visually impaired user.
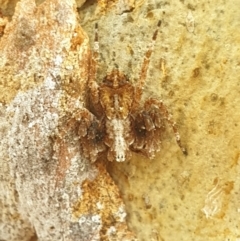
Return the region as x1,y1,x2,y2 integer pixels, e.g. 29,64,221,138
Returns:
119,76,129,85
102,77,113,86
102,70,129,87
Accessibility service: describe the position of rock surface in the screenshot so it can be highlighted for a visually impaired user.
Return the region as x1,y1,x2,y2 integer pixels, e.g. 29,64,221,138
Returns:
0,0,136,240
1,0,240,241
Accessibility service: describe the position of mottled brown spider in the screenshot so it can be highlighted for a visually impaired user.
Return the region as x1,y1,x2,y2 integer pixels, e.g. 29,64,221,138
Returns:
65,21,186,162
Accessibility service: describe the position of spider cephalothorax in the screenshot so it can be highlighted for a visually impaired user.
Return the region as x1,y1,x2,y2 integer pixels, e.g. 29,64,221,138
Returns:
62,21,186,162
100,69,134,120
89,69,134,162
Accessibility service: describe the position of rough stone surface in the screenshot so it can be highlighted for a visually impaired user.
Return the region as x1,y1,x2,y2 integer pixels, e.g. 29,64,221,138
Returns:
0,0,136,240
1,0,240,241
79,0,240,240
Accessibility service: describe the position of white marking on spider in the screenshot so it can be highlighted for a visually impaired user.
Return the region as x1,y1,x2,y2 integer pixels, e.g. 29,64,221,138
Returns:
111,119,127,162
94,41,99,51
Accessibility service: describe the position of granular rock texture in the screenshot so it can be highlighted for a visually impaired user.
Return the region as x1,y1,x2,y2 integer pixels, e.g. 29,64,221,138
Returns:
1,0,240,241
0,0,136,240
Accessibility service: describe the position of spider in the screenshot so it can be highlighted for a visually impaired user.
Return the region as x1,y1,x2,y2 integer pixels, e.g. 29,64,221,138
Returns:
63,20,187,162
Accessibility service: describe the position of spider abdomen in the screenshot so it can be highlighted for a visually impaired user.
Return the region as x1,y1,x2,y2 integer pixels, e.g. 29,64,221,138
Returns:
105,118,133,162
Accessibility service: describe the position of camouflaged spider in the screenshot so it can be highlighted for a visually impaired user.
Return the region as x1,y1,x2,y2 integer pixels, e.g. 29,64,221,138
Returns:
68,21,186,162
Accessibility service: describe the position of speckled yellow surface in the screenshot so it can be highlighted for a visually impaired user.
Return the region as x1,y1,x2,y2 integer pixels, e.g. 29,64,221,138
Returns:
80,0,240,240
1,0,240,240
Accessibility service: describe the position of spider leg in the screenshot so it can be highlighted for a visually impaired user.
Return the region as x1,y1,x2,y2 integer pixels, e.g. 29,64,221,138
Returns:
133,20,161,109
130,108,162,159
144,98,187,155
88,23,100,105
58,108,94,139
58,108,106,162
